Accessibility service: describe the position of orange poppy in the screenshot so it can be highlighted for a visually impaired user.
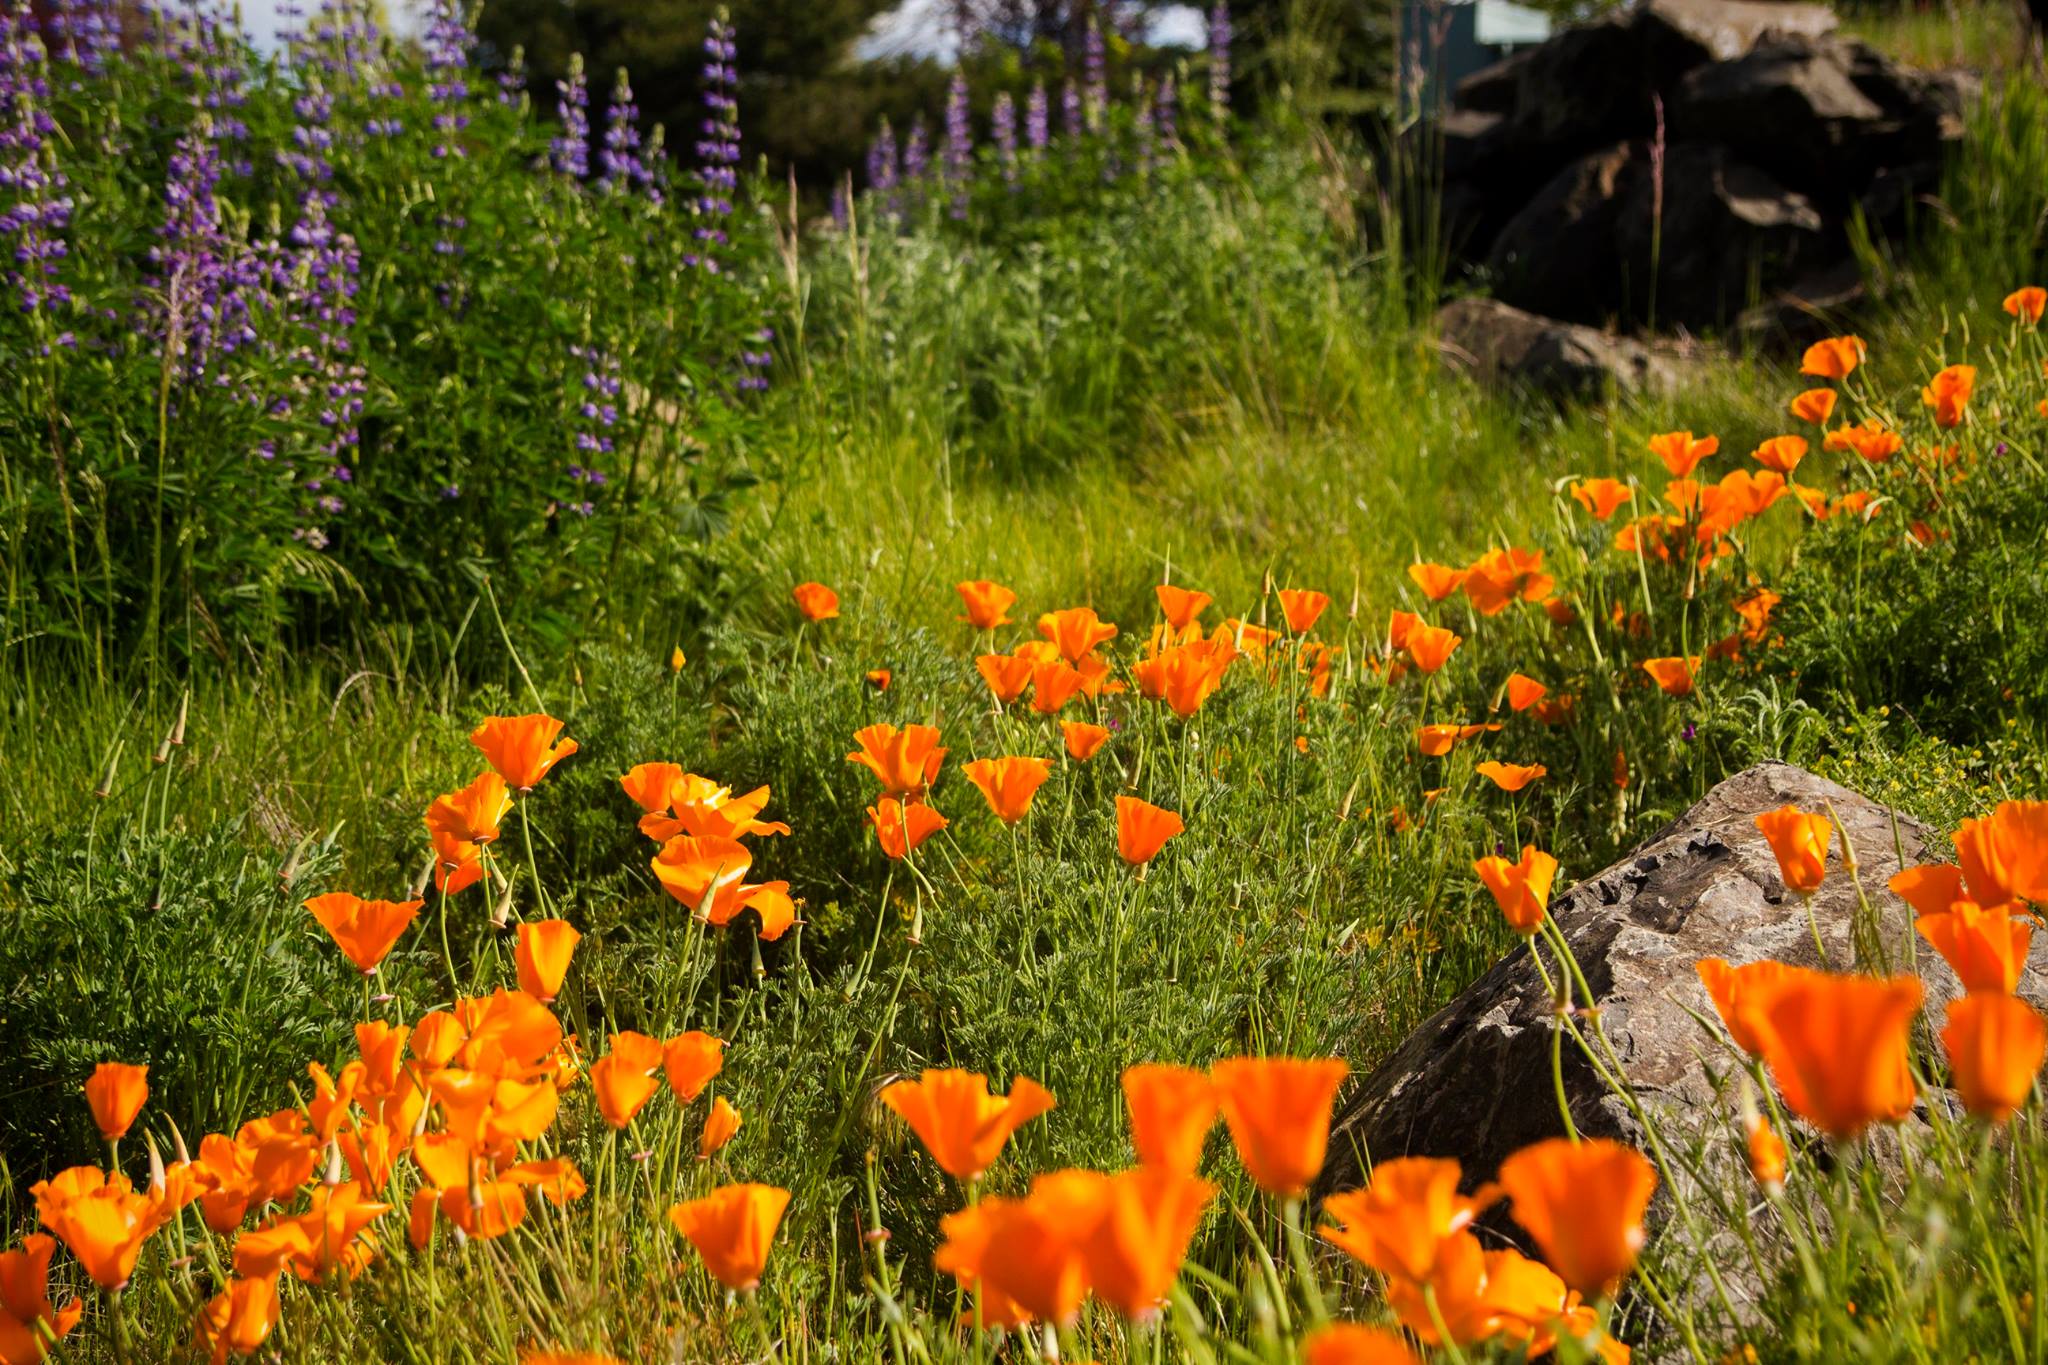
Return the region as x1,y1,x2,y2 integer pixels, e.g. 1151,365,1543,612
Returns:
2004,286,2047,325
865,668,892,691
1613,747,1630,789
1116,796,1185,866
1789,389,1838,426
1754,805,1832,894
699,1096,742,1159
1497,1137,1656,1297
1321,1155,1491,1283
1209,1056,1349,1198
430,825,486,897
1569,478,1633,521
1072,653,1125,701
425,771,512,846
1386,610,1421,654
514,919,581,1003
1647,431,1719,478
1917,901,2032,994
1800,335,1865,381
932,1201,1038,1330
1751,434,1809,474
1061,720,1111,761
663,1032,726,1102
1987,800,2048,902
1121,1064,1218,1173
1640,656,1700,697
1746,1108,1787,1191
846,723,947,800
1695,957,1802,1056
34,1168,172,1289
670,646,687,672
668,1183,790,1291
1474,845,1558,935
650,836,796,938
1943,992,2047,1123
946,1172,1108,1325
1663,478,1702,514
1301,1323,1424,1365
1922,364,1976,428
1405,624,1461,674
1408,562,1470,601
83,1062,149,1142
869,797,949,860
1824,420,1904,463
956,580,1017,630
0,1234,83,1362
1462,547,1553,616
1504,673,1549,712
1753,971,1923,1140
522,1353,626,1365
590,1032,664,1129
1956,811,2023,907
471,714,578,792
791,582,839,621
191,1274,279,1364
1084,1166,1214,1318
306,892,422,975
1134,642,1230,720
879,1069,1056,1182
1475,761,1545,793
1037,607,1118,663
963,756,1054,824
1027,660,1087,716
1277,589,1331,634
975,653,1036,706
1155,584,1213,630
629,773,791,844
1417,722,1500,757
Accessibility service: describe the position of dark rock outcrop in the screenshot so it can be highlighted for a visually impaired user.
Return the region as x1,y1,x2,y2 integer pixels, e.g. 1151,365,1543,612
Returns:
1437,297,1686,398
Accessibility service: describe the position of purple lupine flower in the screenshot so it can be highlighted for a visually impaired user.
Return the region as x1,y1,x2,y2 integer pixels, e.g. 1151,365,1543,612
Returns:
941,72,970,219
568,344,620,491
599,66,654,197
992,90,1018,189
49,0,118,73
1208,2,1232,114
1060,79,1081,141
422,0,472,159
902,115,928,182
497,44,527,108
1083,17,1106,129
689,13,740,262
1157,73,1179,150
148,121,261,382
868,116,898,219
0,9,73,324
1025,81,1049,155
739,326,772,391
550,53,589,178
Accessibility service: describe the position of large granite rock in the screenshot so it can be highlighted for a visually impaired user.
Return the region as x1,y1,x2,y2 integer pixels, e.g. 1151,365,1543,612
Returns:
1321,761,2048,1198
1436,297,1684,398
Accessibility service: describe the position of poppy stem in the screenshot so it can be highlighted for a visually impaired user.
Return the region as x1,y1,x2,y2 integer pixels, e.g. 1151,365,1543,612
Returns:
1802,892,1828,966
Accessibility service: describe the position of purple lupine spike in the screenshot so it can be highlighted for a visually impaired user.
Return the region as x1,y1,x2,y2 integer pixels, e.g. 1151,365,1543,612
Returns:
869,116,898,219
738,326,772,391
148,120,262,383
423,0,473,160
1025,81,1048,154
1208,2,1231,114
599,67,653,195
830,179,849,228
1083,17,1105,129
688,12,739,265
0,7,73,329
551,53,589,178
992,90,1018,189
53,0,118,73
902,115,928,182
942,72,970,219
498,44,527,108
1156,73,1179,150
567,343,620,500
1060,79,1081,140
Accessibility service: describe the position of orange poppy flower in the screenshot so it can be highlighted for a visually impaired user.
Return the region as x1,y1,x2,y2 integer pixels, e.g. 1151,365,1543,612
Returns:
425,771,512,846
1889,861,1968,919
865,668,892,691
2005,286,2047,325
846,722,947,800
650,836,796,938
869,797,949,860
955,580,1017,630
791,582,839,621
83,1062,149,1142
1916,900,2032,994
1922,364,1976,428
663,1031,726,1102
1640,656,1700,697
1037,607,1118,663
1504,673,1549,712
1648,430,1719,478
1943,992,2047,1123
1061,720,1111,761
1155,583,1213,630
1209,1056,1349,1198
1321,1155,1492,1283
427,823,485,897
1121,1064,1218,1173
1408,561,1470,601
932,1201,1038,1330
1754,805,1832,894
1497,1137,1656,1297
1116,796,1184,866
1386,610,1421,653
1990,799,2048,902
1417,722,1500,757
879,1069,1056,1182
1405,624,1462,674
1277,589,1331,634
471,714,578,792
191,1274,279,1364
963,756,1054,824
1825,420,1904,463
668,1183,790,1291
670,646,687,672
590,1032,664,1129
945,1172,1108,1325
1746,1107,1787,1192
1663,478,1702,514
1956,811,2023,907
1301,1323,1423,1365
0,1234,83,1362
514,919,581,1003
975,653,1035,705
699,1096,742,1159
1084,1166,1214,1317
1695,957,1802,1055
306,892,422,975
1569,478,1633,521
1789,389,1838,426
1753,971,1923,1140
1474,845,1557,935
1073,653,1125,700
1028,660,1087,716
1462,547,1553,616
1475,761,1546,793
1134,643,1230,720
1751,434,1809,474
523,1353,626,1365
34,1168,172,1289
1612,747,1630,789
1800,335,1865,381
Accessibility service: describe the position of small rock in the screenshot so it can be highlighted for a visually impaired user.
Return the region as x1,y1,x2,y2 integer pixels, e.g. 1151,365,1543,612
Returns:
1436,296,1683,398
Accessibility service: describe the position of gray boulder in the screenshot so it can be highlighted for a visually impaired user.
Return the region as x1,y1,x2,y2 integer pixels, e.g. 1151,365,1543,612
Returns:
1436,296,1684,398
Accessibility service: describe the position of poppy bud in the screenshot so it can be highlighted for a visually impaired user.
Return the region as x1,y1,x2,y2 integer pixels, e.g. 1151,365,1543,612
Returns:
94,744,121,800
147,1133,167,1196
170,690,189,747
280,834,309,886
168,1116,191,1166
492,878,515,929
324,1142,344,1187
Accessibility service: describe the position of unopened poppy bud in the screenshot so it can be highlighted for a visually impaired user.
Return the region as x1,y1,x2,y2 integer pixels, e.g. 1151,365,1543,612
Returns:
170,690,189,746
280,835,308,885
153,736,171,765
324,1142,344,1187
94,745,121,800
168,1117,191,1166
750,929,765,980
408,854,431,899
492,880,515,929
147,1133,166,1195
